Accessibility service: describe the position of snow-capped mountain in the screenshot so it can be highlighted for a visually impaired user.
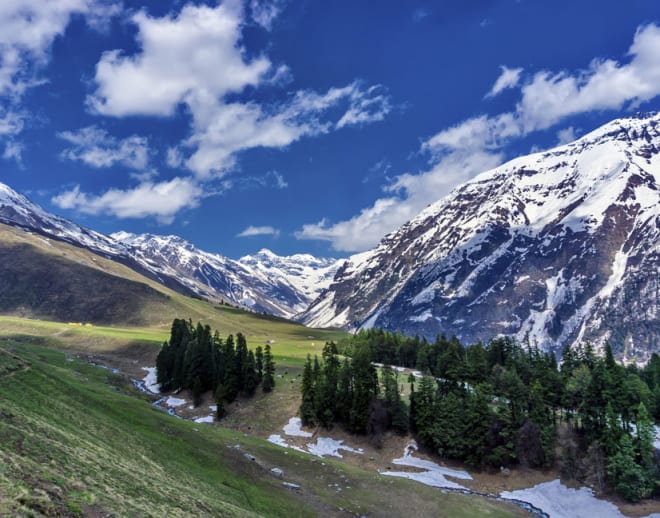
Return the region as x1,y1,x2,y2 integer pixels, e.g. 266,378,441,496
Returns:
301,113,660,362
112,233,341,318
0,182,340,319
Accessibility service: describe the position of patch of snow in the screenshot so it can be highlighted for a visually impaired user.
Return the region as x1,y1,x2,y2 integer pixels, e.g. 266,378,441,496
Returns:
306,437,364,458
141,367,160,394
194,415,214,423
209,405,217,412
268,434,289,448
501,479,634,518
283,417,313,438
165,397,186,408
361,307,383,330
410,310,432,323
654,426,660,450
411,285,435,305
380,440,472,490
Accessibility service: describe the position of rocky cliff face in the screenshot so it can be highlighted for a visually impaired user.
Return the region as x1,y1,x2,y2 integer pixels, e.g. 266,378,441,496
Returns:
301,113,660,361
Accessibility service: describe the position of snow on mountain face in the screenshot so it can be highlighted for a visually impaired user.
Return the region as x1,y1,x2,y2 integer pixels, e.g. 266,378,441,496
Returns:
301,113,660,362
112,233,342,318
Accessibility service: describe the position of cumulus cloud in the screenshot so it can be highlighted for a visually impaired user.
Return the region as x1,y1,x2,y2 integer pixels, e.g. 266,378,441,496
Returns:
88,1,270,118
88,3,390,181
485,66,523,98
296,23,660,252
52,177,204,224
58,126,150,169
237,225,280,238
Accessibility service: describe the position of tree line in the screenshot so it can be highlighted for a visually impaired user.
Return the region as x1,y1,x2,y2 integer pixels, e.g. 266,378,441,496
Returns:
301,329,659,502
156,318,275,418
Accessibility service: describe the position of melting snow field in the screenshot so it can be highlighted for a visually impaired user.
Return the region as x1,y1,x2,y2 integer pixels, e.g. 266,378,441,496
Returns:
380,441,472,490
266,417,363,458
306,437,363,458
500,479,660,518
194,415,214,424
283,417,313,438
141,367,160,394
165,397,186,408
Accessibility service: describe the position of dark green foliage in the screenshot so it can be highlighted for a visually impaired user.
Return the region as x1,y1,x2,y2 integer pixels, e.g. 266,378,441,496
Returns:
308,327,659,502
608,435,650,502
262,343,275,393
155,319,266,415
300,355,317,426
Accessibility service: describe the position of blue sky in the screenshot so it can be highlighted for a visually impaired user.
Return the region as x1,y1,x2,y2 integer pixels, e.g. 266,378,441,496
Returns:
0,0,659,259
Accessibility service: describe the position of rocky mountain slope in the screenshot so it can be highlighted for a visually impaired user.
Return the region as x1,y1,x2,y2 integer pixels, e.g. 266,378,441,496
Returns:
112,232,340,318
0,183,339,319
301,113,660,361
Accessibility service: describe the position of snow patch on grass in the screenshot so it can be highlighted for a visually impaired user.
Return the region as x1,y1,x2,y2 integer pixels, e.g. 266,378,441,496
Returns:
283,417,313,438
141,367,160,394
306,437,363,458
268,434,289,447
380,441,472,490
193,415,214,424
165,397,186,408
500,479,634,518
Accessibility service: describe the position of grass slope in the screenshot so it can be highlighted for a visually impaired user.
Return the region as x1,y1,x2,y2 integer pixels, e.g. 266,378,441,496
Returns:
0,339,528,518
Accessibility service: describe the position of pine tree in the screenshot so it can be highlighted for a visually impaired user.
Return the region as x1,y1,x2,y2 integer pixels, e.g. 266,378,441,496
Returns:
262,343,275,393
300,355,317,426
608,434,648,502
255,346,264,382
243,350,259,396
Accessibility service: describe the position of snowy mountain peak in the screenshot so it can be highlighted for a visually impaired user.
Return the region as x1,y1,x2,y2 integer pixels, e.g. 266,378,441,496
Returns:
301,113,660,362
113,232,342,318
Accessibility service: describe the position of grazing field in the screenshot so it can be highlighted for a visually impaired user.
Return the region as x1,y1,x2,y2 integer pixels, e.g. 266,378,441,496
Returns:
0,339,529,517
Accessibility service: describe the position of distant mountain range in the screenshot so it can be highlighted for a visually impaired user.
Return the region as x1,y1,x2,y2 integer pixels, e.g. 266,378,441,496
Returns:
301,113,660,362
111,232,340,318
0,183,341,319
0,113,658,360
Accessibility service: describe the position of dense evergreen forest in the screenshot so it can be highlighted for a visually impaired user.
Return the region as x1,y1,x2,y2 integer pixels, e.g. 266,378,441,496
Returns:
156,319,275,418
300,329,660,502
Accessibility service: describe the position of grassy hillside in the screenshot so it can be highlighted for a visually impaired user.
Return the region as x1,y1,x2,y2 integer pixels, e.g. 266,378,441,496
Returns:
0,338,529,517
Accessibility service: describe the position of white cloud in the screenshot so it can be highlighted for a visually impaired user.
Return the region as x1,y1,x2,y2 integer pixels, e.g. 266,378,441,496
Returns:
2,140,22,164
485,66,523,98
271,171,288,189
184,82,389,179
51,177,203,224
166,146,184,169
237,225,280,238
87,1,270,118
88,3,390,181
336,85,391,129
556,126,578,145
58,126,150,169
517,23,660,132
250,0,286,30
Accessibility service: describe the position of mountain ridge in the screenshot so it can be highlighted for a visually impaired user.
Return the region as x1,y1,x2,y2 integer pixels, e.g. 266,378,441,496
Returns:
301,112,660,361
